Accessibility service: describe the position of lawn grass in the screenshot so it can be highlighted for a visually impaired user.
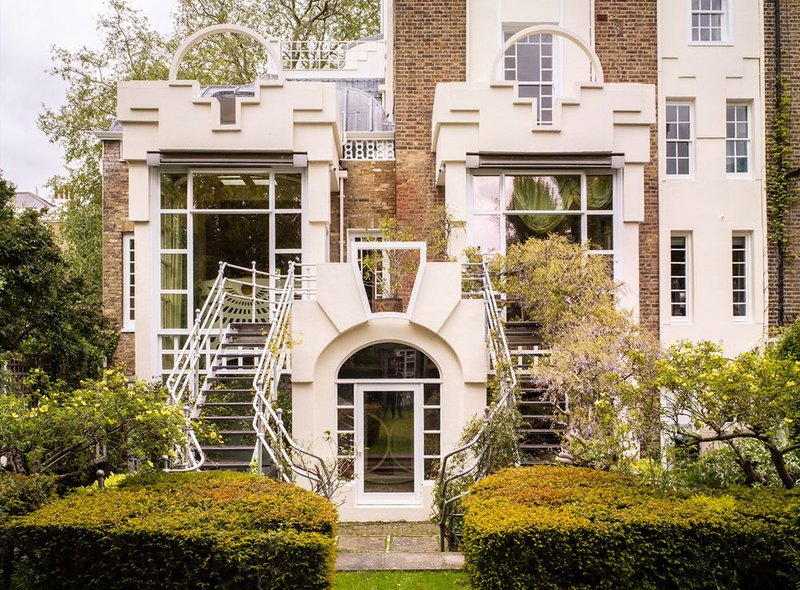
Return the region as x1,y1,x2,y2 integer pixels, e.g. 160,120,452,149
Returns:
336,571,470,589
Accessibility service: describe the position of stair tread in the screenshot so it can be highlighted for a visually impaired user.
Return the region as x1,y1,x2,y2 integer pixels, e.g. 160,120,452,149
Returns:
201,445,255,451
203,401,252,406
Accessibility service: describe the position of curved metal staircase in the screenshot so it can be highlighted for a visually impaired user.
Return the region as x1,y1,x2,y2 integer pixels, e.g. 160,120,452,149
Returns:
436,261,564,551
164,262,335,496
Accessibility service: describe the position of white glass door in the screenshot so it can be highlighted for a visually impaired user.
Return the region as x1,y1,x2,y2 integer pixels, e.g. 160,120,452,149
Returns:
355,383,423,505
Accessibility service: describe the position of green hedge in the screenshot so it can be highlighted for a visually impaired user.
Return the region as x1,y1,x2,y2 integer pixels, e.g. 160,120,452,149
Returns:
462,466,800,590
1,473,59,589
6,471,337,590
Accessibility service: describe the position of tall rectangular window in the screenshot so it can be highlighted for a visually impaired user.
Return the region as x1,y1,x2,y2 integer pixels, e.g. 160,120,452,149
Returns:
504,28,555,124
122,233,135,330
732,234,749,318
666,104,692,177
691,0,727,43
726,104,750,174
670,234,690,320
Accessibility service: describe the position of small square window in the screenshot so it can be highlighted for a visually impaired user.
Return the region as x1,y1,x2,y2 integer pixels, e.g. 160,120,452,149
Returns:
691,0,728,43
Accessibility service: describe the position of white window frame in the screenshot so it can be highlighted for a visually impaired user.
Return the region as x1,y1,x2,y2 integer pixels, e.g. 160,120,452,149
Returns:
670,233,692,322
468,170,621,279
731,233,750,321
689,0,732,45
726,102,751,176
502,24,559,125
122,232,135,331
666,103,694,178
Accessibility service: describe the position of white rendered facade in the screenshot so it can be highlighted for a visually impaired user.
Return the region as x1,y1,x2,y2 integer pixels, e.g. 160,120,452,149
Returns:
103,2,771,519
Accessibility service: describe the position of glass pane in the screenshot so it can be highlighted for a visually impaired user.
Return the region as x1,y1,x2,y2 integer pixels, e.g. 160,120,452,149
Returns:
338,432,354,451
275,174,302,209
424,383,441,406
587,176,613,210
472,215,501,252
425,459,438,480
363,390,415,493
161,214,187,249
506,214,581,245
193,213,270,303
193,173,270,209
339,344,440,379
424,433,440,455
424,408,440,431
507,176,581,211
161,254,187,290
161,294,188,329
587,216,614,250
473,176,501,212
276,253,302,276
275,214,302,249
161,173,188,209
337,383,354,406
516,43,541,81
338,408,354,431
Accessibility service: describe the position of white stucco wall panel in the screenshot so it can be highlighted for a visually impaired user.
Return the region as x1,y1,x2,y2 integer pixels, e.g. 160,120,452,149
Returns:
658,0,767,354
117,80,340,158
127,162,150,223
410,263,462,333
467,0,593,94
623,165,645,223
314,264,369,333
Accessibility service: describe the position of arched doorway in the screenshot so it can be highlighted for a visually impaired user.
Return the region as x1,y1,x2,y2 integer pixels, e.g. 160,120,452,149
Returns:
336,343,441,505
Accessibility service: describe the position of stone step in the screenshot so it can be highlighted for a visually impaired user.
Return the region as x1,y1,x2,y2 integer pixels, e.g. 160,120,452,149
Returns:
336,552,464,571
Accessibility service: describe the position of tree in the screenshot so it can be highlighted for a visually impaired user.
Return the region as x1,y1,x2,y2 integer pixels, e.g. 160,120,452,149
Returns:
491,236,661,470
0,369,184,481
656,339,800,489
0,173,116,383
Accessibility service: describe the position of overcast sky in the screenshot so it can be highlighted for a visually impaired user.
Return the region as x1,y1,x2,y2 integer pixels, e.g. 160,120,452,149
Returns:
0,0,176,197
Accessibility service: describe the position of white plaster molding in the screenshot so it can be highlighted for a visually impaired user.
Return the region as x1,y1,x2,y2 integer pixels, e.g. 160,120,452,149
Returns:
492,25,604,84
168,24,284,83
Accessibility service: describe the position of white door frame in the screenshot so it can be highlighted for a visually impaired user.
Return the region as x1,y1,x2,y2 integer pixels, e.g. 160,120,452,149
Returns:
354,382,424,506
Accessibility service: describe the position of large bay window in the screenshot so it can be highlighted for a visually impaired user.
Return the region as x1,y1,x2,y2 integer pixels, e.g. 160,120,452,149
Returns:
158,171,303,373
470,172,615,257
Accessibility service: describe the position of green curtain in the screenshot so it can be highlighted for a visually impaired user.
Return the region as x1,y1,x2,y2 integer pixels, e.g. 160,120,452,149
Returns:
587,175,613,210
511,176,580,233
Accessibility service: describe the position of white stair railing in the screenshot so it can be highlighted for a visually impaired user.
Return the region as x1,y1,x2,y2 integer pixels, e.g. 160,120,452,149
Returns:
251,262,335,497
164,261,277,472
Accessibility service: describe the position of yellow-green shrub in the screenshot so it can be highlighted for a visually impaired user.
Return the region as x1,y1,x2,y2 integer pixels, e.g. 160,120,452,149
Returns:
7,471,337,589
462,466,800,590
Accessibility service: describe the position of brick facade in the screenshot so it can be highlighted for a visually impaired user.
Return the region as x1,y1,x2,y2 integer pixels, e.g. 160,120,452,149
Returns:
765,0,800,327
393,0,466,229
333,161,397,261
101,140,135,375
594,0,660,337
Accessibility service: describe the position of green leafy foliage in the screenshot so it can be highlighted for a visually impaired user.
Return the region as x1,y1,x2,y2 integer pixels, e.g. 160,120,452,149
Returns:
0,474,59,588
0,369,183,480
6,471,337,589
491,236,661,470
0,174,117,382
655,339,800,489
462,466,800,590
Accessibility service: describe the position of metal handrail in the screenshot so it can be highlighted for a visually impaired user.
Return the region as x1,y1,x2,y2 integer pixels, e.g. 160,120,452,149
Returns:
251,263,336,497
165,261,287,472
437,261,526,550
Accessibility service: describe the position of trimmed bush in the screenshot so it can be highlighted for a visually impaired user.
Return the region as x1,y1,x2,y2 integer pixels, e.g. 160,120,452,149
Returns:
0,473,58,588
7,471,337,589
462,466,800,590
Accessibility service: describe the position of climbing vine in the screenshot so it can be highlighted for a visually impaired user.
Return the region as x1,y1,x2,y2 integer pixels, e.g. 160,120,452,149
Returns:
766,79,794,250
